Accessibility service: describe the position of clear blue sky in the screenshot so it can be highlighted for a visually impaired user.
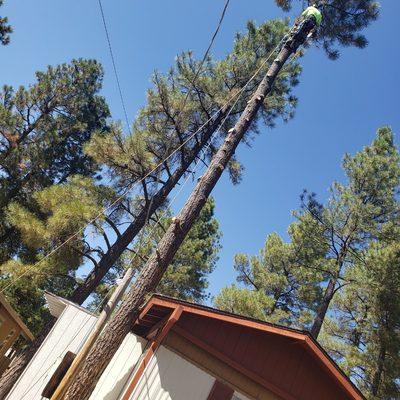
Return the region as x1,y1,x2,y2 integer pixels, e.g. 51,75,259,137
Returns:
1,1,399,300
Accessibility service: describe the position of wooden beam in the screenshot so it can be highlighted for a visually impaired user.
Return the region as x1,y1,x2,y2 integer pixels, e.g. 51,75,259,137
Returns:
207,380,234,400
121,305,183,400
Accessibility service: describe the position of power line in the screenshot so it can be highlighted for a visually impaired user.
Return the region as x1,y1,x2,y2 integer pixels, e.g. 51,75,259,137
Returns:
179,0,231,114
98,0,131,133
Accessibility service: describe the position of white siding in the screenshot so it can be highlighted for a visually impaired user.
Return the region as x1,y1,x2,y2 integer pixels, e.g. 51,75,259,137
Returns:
6,304,96,400
233,391,252,400
127,345,214,400
89,332,147,400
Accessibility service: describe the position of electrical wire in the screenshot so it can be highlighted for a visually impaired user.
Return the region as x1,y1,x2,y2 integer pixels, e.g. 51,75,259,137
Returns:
178,0,231,115
98,0,131,133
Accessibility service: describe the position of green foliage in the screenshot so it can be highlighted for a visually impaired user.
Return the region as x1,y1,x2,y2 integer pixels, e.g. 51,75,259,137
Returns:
215,127,400,396
0,59,110,263
0,176,114,333
86,19,302,193
322,241,400,399
215,228,324,328
114,198,220,304
0,0,12,45
275,0,380,59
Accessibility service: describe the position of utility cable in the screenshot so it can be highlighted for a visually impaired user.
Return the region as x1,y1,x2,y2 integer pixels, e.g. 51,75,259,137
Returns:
98,0,131,133
179,0,231,115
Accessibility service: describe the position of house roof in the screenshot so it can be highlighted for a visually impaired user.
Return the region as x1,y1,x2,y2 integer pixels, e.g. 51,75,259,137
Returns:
44,291,96,319
0,293,34,341
133,294,365,400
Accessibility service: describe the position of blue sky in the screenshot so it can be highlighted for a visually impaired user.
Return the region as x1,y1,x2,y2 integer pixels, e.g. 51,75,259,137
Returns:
1,1,399,300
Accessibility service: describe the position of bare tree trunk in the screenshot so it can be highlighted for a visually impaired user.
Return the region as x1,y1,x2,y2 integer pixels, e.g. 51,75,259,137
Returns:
0,110,227,399
63,19,317,400
310,276,337,339
69,108,228,304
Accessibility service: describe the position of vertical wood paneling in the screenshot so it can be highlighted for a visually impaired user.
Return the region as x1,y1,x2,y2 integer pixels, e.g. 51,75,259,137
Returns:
6,305,96,400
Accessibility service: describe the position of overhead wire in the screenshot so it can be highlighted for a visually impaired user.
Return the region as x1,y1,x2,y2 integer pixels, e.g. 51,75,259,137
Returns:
178,0,231,114
98,0,131,133
6,3,241,395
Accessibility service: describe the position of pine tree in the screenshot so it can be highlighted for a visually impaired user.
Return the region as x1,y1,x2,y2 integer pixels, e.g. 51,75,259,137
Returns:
61,13,328,399
0,59,110,264
215,220,326,328
304,127,400,338
276,0,379,60
130,197,221,302
0,0,11,45
90,197,221,309
215,127,400,397
321,232,400,399
0,176,114,333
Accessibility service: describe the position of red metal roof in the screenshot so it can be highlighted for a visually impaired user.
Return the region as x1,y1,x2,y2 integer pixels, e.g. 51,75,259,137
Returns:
132,294,365,400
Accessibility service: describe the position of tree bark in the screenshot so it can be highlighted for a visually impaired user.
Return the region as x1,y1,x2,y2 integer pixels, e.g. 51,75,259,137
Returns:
310,276,337,339
0,109,227,399
63,18,316,400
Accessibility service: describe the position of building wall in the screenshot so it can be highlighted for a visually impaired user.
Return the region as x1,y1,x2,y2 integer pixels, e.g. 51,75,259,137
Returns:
126,345,215,400
89,332,147,400
165,331,277,400
6,304,96,400
0,307,21,359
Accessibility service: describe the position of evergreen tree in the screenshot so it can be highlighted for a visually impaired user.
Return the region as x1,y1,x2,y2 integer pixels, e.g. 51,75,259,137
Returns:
322,237,400,399
215,127,400,397
90,197,221,309
215,221,326,328
0,59,110,264
0,176,114,333
0,20,302,395
0,0,11,45
130,198,221,302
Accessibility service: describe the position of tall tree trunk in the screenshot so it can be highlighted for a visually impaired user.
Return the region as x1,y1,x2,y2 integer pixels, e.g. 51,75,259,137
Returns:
63,18,317,400
69,108,228,304
0,110,227,399
310,276,337,339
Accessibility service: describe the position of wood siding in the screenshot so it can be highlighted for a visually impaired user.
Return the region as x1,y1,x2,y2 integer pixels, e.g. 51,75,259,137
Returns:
6,304,96,400
89,333,146,400
126,345,214,400
165,330,277,400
